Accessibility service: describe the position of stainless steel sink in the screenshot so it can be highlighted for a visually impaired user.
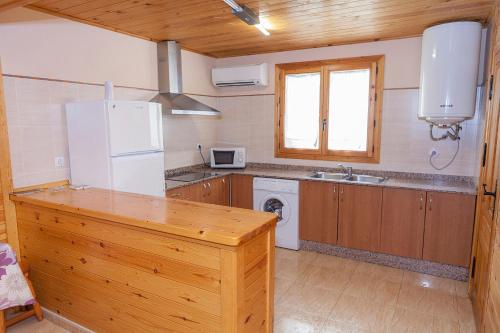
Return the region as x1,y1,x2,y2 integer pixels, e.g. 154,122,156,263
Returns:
344,174,386,184
308,171,386,184
309,171,348,180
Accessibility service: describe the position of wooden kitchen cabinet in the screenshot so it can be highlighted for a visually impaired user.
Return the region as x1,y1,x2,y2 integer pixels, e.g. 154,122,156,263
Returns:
166,184,202,202
423,191,476,267
202,176,230,206
380,188,426,259
230,174,254,209
299,180,338,244
166,176,230,206
338,184,382,252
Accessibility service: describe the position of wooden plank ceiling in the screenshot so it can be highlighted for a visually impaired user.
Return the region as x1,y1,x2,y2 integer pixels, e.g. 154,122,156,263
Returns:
26,0,494,58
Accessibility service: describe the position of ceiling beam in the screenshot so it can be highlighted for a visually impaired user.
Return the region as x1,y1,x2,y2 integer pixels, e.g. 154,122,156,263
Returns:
0,0,38,13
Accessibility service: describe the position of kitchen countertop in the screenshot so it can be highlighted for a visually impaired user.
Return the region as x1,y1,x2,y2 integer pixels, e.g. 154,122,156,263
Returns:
11,187,277,246
166,166,477,195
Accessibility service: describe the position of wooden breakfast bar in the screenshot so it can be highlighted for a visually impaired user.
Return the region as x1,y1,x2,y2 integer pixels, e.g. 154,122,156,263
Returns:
11,187,277,333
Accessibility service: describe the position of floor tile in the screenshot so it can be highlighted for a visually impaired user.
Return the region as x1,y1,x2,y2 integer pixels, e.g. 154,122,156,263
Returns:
302,264,353,293
280,283,342,317
328,293,395,331
454,281,469,298
343,272,401,305
396,283,460,321
456,296,475,326
431,317,461,333
312,254,359,272
274,305,326,333
354,262,404,284
320,319,371,333
275,275,296,302
387,307,433,332
402,271,457,295
7,317,70,333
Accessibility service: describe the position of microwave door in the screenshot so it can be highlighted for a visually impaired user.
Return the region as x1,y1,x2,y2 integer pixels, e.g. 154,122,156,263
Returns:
213,150,235,166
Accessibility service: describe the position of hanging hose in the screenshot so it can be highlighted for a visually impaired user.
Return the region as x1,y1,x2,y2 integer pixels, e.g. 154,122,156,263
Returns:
429,138,460,170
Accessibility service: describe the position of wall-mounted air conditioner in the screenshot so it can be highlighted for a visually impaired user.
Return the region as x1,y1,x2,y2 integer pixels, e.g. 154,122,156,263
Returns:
212,63,268,87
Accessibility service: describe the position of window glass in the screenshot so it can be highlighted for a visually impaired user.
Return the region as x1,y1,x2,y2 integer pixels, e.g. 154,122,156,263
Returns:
284,72,321,149
328,69,370,151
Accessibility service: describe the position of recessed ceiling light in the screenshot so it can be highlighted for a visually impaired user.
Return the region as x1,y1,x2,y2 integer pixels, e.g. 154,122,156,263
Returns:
223,0,271,36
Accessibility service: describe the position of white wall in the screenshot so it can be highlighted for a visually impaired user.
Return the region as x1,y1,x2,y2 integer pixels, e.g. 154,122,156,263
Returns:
214,38,484,176
0,8,157,90
0,7,484,185
0,8,218,186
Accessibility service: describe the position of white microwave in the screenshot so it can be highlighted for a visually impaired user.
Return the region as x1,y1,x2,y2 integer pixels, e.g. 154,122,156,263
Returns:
210,147,246,169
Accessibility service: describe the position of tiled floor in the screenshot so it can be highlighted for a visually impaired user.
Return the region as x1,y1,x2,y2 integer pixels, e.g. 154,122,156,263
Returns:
8,249,476,333
7,316,69,333
274,249,476,333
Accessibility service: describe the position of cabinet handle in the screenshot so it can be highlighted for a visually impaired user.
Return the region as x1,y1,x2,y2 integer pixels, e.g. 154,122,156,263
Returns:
333,187,336,193
170,193,181,198
222,178,225,184
207,182,211,188
428,195,432,211
419,193,424,210
203,184,207,189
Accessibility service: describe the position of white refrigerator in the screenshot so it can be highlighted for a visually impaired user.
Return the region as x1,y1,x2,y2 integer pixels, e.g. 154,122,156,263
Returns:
66,100,165,197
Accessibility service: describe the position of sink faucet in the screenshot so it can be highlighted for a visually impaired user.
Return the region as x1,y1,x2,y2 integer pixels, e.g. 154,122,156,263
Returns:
338,164,353,178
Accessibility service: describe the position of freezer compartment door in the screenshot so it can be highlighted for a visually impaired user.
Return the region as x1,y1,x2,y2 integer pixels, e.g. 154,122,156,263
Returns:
111,152,165,197
107,101,163,156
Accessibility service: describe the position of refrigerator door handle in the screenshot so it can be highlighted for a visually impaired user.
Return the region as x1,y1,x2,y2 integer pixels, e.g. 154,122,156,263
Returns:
110,150,164,157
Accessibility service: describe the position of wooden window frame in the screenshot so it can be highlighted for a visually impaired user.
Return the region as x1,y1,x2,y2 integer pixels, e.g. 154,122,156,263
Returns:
274,55,384,164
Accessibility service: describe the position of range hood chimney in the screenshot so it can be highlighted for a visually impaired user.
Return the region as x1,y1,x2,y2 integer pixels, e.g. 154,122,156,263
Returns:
150,41,221,116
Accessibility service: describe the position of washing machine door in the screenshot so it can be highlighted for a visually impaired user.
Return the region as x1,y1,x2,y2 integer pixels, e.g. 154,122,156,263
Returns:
261,194,290,227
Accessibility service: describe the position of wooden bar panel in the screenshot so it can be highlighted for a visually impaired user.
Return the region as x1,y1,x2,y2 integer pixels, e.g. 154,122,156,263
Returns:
15,196,275,332
18,221,221,293
17,204,221,269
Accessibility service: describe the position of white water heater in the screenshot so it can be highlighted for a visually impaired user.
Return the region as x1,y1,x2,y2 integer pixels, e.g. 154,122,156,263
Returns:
418,21,482,126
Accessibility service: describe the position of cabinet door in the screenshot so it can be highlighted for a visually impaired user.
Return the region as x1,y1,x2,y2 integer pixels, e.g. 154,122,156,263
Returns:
166,184,202,202
423,192,475,267
299,180,338,244
338,184,382,252
199,180,211,203
208,176,230,206
380,188,426,259
230,175,253,209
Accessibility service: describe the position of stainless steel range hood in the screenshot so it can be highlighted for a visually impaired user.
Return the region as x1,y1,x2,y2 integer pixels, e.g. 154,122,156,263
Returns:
150,41,221,116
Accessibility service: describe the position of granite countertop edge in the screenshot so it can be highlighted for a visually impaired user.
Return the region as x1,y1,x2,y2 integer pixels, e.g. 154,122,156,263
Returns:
165,166,477,195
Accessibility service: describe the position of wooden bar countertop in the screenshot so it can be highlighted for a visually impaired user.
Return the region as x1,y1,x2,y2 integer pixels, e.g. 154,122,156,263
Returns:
11,187,277,247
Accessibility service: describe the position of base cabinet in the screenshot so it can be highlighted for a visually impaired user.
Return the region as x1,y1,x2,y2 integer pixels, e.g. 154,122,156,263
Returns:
380,188,426,259
422,191,476,267
301,183,475,267
166,176,229,206
299,181,338,245
166,184,202,202
338,184,383,252
202,177,230,205
230,174,254,209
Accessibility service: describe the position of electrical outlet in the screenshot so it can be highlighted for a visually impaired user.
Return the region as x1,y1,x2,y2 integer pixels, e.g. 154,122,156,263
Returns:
197,144,202,150
54,156,65,168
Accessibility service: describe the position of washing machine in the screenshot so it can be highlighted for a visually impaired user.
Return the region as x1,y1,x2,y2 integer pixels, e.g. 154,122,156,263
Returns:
253,177,300,250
